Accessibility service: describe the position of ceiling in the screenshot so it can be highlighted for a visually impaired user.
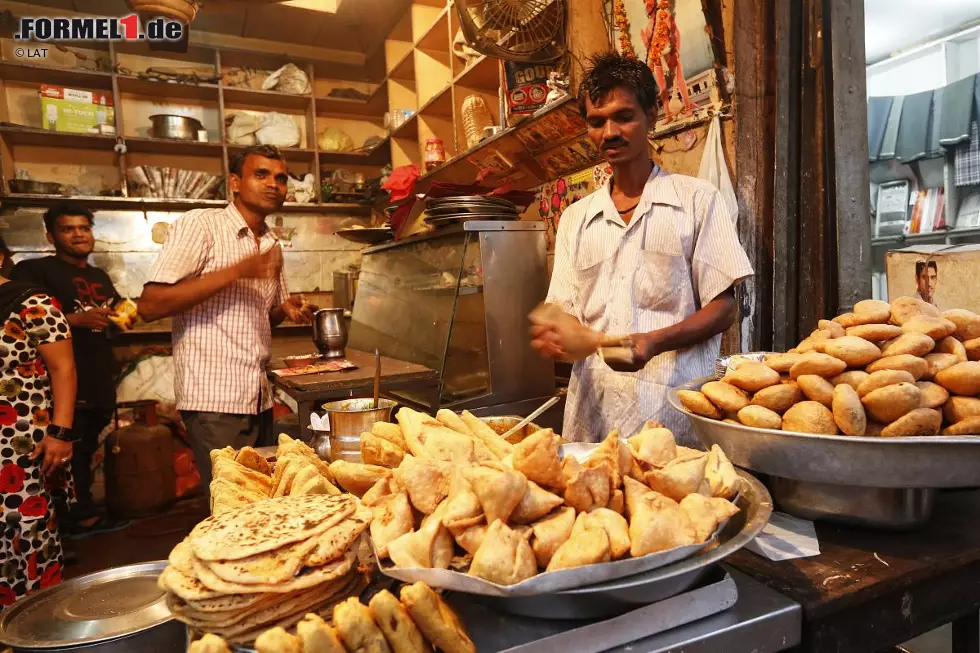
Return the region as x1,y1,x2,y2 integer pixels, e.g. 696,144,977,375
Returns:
15,0,409,57
865,0,980,63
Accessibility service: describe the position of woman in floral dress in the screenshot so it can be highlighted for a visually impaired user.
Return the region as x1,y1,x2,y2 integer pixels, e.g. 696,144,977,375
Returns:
0,239,77,611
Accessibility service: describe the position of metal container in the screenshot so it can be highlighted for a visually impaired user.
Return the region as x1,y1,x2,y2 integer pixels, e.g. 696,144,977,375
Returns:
0,561,185,652
320,398,397,462
478,415,543,444
149,114,203,141
669,376,980,529
472,470,772,619
312,308,348,359
769,478,935,530
332,271,359,311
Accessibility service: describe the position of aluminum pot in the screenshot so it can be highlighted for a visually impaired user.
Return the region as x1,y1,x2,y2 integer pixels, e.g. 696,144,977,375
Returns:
149,114,203,141
0,561,186,653
320,398,397,462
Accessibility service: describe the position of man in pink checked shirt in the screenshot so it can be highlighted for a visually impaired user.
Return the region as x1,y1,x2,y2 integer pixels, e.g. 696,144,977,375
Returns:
138,145,314,497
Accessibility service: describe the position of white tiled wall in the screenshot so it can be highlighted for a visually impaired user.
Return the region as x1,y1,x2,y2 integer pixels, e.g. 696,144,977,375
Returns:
2,206,369,299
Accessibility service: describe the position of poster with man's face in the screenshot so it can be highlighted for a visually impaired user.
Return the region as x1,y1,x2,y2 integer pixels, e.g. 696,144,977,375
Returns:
915,260,938,306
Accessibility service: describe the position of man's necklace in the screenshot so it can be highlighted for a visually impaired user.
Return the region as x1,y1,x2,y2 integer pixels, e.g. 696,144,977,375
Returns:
617,202,640,214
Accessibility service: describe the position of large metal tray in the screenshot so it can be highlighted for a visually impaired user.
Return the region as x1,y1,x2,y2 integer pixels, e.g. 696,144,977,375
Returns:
669,377,980,489
470,470,771,619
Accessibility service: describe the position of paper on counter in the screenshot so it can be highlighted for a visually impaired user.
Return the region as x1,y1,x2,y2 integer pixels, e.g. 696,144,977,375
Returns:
745,511,820,561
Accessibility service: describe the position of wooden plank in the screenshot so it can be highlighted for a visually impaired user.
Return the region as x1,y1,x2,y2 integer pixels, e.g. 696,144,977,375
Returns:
826,0,872,312
729,489,980,652
771,0,802,351
732,0,775,353
270,347,438,400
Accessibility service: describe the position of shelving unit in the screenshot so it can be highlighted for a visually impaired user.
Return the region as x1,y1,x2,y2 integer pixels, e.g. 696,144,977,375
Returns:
0,36,391,213
383,0,504,168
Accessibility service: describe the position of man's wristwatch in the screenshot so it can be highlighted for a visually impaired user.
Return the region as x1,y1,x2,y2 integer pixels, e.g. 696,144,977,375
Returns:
46,424,76,442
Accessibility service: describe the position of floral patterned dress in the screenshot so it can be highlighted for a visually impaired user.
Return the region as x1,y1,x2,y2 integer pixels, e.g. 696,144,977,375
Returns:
0,292,73,610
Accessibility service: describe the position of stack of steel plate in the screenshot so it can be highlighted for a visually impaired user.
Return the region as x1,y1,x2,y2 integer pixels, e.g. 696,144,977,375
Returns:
424,195,521,227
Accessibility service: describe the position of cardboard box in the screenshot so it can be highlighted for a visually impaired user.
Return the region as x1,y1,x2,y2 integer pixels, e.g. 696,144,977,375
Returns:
885,244,980,313
39,84,114,135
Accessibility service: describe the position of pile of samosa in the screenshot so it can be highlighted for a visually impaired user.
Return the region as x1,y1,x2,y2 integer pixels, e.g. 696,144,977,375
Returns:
331,407,741,586
208,435,340,515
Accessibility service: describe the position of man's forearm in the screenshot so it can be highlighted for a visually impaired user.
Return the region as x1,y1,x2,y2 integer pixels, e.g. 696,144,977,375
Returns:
138,266,239,322
643,290,737,357
269,306,286,327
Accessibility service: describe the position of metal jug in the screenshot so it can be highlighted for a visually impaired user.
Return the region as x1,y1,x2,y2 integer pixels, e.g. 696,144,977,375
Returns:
313,308,348,359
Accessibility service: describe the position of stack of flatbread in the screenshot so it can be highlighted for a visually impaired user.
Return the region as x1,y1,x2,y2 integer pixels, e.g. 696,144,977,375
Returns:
209,435,340,515
188,581,476,653
160,494,372,644
345,415,742,586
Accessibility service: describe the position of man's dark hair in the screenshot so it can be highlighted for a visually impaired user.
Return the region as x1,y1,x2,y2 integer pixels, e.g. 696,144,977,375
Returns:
578,52,659,118
42,202,94,234
915,260,938,277
229,144,285,177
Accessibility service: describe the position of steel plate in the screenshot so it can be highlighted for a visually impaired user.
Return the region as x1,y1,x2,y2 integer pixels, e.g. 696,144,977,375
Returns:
334,228,394,244
424,214,519,227
427,195,516,209
669,377,980,488
471,470,771,619
0,561,172,649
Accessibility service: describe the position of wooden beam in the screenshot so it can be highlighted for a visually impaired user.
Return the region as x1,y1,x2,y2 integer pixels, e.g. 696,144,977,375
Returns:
733,0,775,352
0,0,365,66
826,0,872,311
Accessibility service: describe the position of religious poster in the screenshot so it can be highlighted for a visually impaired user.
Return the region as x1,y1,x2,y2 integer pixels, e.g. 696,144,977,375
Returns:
614,0,726,137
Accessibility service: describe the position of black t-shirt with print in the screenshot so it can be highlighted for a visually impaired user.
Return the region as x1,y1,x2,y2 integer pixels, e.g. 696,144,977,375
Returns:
10,256,118,409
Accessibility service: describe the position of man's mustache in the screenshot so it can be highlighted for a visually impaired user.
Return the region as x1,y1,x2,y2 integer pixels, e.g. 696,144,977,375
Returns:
602,138,628,149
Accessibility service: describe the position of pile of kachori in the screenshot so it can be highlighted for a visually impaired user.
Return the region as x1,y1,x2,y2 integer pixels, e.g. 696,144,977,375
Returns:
209,435,340,515
678,297,980,437
160,494,371,644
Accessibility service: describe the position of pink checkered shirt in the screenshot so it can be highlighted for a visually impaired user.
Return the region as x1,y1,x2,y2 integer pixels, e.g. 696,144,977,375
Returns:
146,203,289,414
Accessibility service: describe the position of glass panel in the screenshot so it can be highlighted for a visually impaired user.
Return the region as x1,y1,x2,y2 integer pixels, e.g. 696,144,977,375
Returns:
348,230,469,407
442,236,489,404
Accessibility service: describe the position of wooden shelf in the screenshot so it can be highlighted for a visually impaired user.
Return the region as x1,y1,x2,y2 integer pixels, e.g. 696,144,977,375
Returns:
117,75,220,101
419,85,453,118
222,85,312,111
227,144,316,161
123,136,224,157
872,227,980,247
0,126,116,150
416,8,450,52
454,55,499,89
278,202,375,214
388,51,416,82
319,139,391,166
0,194,226,210
0,60,113,90
390,113,419,139
315,87,388,117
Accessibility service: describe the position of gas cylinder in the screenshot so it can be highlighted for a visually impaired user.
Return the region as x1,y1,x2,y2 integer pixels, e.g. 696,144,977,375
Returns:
103,400,176,518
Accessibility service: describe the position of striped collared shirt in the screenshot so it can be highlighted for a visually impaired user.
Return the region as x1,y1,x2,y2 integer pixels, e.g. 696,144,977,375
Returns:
145,203,289,415
547,166,754,446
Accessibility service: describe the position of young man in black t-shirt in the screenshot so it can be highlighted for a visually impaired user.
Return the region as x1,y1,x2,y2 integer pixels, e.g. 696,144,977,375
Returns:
11,202,128,539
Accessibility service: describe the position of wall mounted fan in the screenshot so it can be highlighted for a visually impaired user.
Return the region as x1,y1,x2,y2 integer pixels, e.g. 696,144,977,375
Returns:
456,0,566,63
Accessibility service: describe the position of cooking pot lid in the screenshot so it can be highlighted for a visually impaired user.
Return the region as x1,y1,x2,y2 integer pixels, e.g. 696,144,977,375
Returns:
0,561,172,649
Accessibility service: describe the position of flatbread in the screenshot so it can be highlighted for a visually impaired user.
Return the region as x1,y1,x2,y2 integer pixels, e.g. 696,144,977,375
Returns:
306,504,373,567
168,593,278,629
159,565,223,602
193,548,357,594
190,494,355,562
182,592,267,614
199,571,358,640
213,457,273,496
205,535,323,586
168,539,196,576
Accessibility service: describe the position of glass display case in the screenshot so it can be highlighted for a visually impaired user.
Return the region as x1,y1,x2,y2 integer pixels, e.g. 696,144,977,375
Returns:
348,221,555,413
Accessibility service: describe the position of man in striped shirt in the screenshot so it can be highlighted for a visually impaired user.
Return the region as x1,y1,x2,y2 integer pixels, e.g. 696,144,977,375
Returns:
531,53,754,446
138,145,311,495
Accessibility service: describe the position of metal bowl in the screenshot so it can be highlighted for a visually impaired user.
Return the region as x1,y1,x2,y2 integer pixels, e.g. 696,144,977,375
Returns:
668,376,980,489
150,114,203,141
472,470,772,619
282,353,322,368
478,415,543,444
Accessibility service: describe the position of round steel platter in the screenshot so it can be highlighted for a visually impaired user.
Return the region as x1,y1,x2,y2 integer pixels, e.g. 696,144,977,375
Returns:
0,561,173,649
426,196,517,210
335,227,395,244
425,205,520,217
424,214,519,226
472,470,771,619
669,376,980,488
